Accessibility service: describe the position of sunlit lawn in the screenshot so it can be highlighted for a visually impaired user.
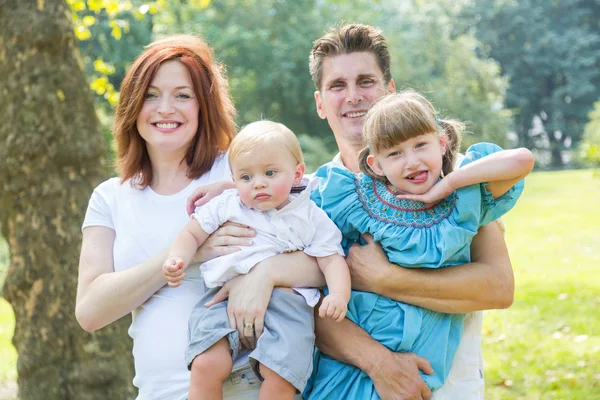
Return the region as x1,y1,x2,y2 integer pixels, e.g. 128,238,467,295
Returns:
0,169,598,398
483,169,600,399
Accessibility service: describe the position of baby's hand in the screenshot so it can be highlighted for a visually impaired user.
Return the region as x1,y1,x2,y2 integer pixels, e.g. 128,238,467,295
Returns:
186,181,233,215
162,257,185,287
319,293,348,322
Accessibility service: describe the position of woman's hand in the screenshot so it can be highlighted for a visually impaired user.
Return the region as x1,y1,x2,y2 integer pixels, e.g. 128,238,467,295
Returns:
205,264,274,349
186,181,234,215
394,177,454,206
192,222,255,264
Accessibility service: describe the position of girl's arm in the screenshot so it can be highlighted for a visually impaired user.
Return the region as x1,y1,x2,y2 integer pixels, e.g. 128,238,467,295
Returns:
446,147,534,199
76,226,169,332
396,148,534,204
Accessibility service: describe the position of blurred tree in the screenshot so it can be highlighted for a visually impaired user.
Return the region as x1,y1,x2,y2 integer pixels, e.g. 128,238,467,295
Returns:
384,1,510,149
464,0,600,166
147,0,509,154
581,100,600,167
153,0,376,141
0,0,134,398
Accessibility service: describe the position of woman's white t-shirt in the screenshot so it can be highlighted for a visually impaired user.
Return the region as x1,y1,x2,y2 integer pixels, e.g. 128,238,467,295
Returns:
82,155,233,400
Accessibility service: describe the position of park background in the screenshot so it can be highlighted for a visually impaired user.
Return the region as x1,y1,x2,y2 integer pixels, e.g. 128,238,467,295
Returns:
0,0,599,399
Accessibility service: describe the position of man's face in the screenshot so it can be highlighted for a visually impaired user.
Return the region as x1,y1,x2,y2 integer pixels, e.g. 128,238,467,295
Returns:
314,52,395,147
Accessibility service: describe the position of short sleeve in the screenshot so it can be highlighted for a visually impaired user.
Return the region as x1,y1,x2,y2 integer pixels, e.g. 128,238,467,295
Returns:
191,190,234,234
311,163,363,242
460,142,525,226
303,202,345,258
82,178,117,231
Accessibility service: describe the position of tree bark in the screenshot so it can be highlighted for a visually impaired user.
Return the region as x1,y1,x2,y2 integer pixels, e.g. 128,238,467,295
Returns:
0,1,135,399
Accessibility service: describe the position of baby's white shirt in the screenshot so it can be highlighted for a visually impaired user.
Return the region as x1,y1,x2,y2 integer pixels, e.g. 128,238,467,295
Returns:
192,181,345,306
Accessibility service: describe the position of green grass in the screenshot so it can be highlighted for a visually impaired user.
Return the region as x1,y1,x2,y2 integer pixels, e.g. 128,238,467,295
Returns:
0,169,598,398
0,298,16,383
482,169,600,399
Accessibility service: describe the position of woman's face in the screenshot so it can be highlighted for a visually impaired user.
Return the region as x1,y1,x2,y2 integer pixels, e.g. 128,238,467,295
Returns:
136,60,200,160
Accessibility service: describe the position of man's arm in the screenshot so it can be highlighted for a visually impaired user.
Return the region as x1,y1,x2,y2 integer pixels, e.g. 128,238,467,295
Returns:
314,304,434,400
347,220,514,313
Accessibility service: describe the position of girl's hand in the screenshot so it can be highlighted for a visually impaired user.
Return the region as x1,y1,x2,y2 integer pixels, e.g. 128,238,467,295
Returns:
186,181,234,215
205,264,274,349
192,222,255,264
319,293,348,322
395,177,454,205
162,257,185,287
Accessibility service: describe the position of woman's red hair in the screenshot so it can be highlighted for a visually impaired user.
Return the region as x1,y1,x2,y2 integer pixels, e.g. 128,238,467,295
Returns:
113,34,236,187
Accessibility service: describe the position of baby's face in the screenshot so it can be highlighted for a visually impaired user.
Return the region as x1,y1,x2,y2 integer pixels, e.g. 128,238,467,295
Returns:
231,148,303,211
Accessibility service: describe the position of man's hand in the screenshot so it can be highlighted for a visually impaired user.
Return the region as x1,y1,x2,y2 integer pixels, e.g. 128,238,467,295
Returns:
186,180,234,215
162,257,185,287
368,351,434,400
346,234,393,292
318,292,348,322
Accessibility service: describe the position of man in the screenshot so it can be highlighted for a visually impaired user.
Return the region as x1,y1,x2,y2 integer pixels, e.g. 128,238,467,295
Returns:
307,23,513,400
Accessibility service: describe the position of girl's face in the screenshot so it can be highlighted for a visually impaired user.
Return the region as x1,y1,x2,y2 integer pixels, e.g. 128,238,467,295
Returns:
136,60,200,160
231,146,305,211
367,132,447,195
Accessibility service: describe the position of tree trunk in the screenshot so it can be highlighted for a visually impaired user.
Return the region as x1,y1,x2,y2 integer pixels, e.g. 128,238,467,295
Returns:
0,1,135,399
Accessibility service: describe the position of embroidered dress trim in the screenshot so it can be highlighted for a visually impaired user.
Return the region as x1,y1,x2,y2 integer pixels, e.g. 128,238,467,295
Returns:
355,174,457,228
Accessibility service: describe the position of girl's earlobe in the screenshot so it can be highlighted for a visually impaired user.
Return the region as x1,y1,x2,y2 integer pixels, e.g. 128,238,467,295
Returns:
366,154,385,176
440,134,449,155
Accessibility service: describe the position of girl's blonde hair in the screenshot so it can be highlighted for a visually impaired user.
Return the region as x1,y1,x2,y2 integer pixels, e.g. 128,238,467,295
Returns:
229,120,304,166
359,90,464,183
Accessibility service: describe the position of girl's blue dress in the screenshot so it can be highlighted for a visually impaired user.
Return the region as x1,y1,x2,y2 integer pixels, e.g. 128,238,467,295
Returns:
304,143,524,399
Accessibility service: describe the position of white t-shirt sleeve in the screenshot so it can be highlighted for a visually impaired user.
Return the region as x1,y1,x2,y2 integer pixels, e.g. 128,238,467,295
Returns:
82,178,117,231
303,201,345,258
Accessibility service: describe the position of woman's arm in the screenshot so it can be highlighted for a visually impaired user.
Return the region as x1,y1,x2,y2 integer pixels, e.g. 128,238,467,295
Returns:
76,221,256,332
76,226,167,332
347,220,514,313
205,251,325,347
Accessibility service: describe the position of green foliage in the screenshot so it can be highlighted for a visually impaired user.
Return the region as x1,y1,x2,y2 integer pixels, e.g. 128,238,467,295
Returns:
150,0,384,149
0,238,15,383
384,2,510,149
0,298,16,383
483,169,600,399
464,0,600,166
143,0,510,155
580,100,600,167
69,0,158,107
0,239,8,297
298,134,338,173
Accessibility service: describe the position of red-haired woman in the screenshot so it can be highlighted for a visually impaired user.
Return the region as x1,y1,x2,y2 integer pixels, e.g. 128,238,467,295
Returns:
76,35,322,399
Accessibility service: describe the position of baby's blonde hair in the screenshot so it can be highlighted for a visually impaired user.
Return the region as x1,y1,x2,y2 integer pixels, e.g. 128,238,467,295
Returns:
359,90,464,182
229,120,304,167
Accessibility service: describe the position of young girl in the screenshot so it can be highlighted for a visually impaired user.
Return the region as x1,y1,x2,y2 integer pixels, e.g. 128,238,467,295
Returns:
162,120,350,400
305,90,534,398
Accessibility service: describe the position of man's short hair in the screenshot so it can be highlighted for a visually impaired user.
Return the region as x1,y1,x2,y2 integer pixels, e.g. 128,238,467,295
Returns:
309,23,392,90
